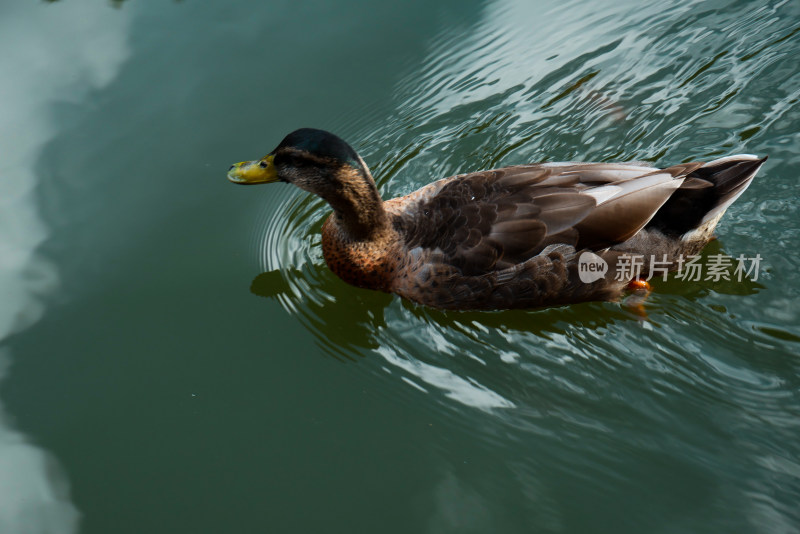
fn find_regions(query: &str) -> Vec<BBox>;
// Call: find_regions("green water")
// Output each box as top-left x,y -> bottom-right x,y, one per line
1,0 -> 799,532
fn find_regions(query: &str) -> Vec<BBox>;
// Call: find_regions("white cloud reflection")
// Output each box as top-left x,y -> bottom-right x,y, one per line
0,1 -> 131,532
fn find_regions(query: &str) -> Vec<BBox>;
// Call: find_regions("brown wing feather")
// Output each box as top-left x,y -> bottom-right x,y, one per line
395,162 -> 700,277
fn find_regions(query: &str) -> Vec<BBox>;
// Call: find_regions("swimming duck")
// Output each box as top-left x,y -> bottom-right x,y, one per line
228,128 -> 765,310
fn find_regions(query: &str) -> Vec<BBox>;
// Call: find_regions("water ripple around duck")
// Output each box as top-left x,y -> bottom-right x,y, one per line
250,0 -> 799,527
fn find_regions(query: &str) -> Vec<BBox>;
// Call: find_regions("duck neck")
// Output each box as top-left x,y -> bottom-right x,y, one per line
325,166 -> 389,241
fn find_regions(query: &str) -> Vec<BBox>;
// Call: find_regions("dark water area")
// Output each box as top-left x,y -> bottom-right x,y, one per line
1,1 -> 798,533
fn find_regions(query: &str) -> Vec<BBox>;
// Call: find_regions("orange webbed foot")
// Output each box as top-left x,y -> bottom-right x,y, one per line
624,278 -> 652,320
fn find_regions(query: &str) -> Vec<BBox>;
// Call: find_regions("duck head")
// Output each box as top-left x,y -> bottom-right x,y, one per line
228,128 -> 387,239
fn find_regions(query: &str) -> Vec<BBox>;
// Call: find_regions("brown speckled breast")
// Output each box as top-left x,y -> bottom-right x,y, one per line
321,214 -> 400,292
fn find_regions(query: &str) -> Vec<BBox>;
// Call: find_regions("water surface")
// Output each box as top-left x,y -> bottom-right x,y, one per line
1,0 -> 799,532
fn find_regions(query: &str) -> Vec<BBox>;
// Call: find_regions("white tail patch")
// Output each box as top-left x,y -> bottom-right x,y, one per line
702,154 -> 760,167
682,211 -> 725,242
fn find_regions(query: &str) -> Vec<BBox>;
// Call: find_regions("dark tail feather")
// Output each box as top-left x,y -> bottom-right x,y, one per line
646,155 -> 767,236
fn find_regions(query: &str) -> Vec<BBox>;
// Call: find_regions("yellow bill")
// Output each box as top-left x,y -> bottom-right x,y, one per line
227,155 -> 278,184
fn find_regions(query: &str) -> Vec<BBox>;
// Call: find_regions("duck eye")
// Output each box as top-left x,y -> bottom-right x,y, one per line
259,160 -> 268,168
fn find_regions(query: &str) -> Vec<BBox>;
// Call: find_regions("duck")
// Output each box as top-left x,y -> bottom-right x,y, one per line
227,128 -> 766,310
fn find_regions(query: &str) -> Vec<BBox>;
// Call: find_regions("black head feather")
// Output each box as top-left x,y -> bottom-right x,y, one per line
273,128 -> 361,167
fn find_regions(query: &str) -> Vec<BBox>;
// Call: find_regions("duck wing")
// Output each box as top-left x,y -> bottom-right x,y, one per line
395,162 -> 704,275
